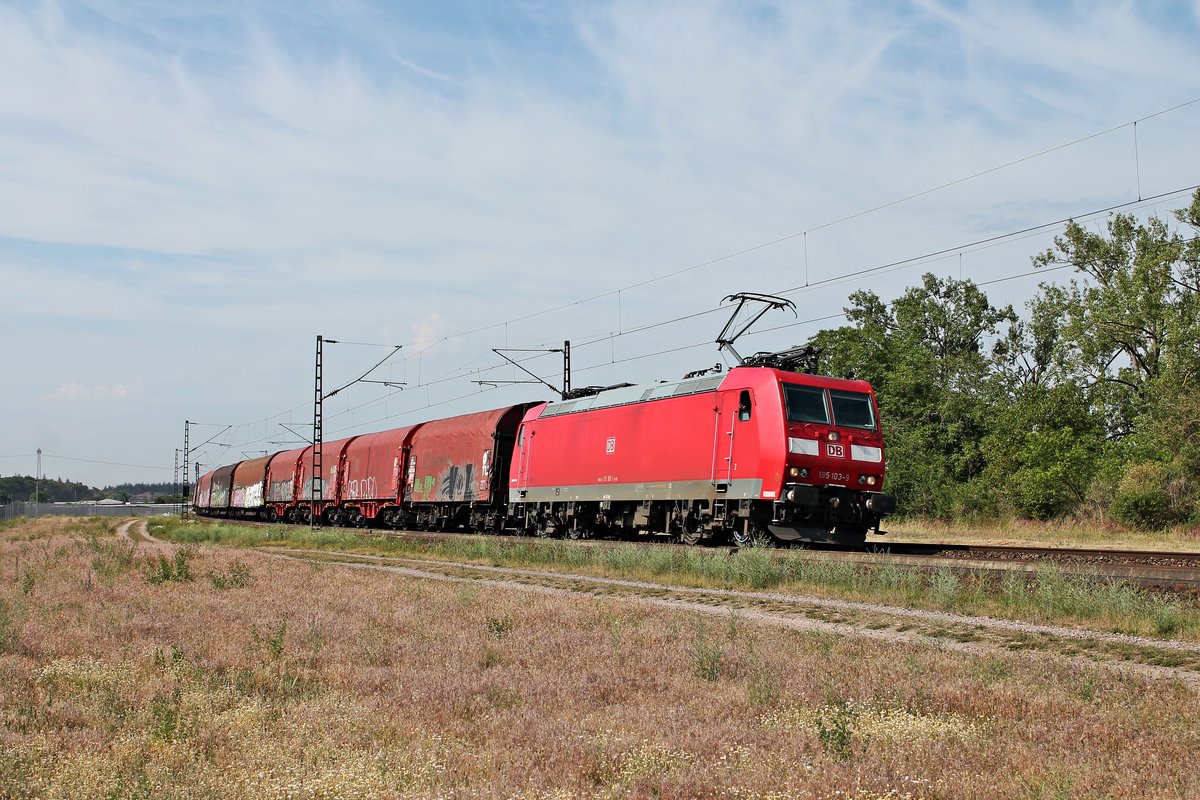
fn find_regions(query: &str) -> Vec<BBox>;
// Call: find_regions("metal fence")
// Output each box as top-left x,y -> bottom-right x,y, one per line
0,502 -> 183,520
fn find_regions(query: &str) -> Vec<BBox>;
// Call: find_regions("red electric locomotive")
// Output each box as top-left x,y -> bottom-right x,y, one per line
506,358 -> 894,546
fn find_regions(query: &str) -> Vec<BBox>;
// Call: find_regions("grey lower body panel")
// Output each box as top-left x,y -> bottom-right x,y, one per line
513,478 -> 764,504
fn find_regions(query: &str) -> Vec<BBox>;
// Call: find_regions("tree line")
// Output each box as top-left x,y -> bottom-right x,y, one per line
0,478 -> 179,505
808,190 -> 1200,528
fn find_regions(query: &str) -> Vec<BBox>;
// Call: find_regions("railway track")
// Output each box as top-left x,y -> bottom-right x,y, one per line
871,541 -> 1200,568
187,515 -> 1200,593
842,542 -> 1200,592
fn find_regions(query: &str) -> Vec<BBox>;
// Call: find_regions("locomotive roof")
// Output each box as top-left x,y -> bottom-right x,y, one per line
537,366 -> 872,419
539,372 -> 725,418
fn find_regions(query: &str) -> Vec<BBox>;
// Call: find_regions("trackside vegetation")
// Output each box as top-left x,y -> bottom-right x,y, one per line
152,517 -> 1200,641
808,190 -> 1200,529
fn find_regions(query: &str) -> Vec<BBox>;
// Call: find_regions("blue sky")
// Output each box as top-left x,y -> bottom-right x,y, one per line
2,0 -> 1199,487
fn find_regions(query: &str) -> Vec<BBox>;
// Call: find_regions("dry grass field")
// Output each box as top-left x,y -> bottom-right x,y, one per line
2,516 -> 1199,799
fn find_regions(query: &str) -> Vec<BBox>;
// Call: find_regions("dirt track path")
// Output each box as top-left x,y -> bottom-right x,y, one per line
244,545 -> 1200,688
114,519 -> 139,542
116,518 -> 164,547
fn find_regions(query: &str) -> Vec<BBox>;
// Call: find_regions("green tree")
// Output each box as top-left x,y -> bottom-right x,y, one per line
1033,192 -> 1200,443
981,382 -> 1105,519
810,273 -> 1014,518
1031,189 -> 1200,524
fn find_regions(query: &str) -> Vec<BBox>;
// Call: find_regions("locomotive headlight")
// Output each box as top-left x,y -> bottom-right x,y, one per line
867,476 -> 877,486
828,431 -> 840,442
799,468 -> 809,478
788,466 -> 800,477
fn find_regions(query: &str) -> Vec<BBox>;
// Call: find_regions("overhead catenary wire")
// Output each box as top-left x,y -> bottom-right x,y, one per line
42,453 -> 172,472
319,262 -> 1093,440
214,182 -> 1200,456
208,97 -> 1200,439
371,96 -> 1200,354
203,95 -> 1200,456
302,183 -> 1200,433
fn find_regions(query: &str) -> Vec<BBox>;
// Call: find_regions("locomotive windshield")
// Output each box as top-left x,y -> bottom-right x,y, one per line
784,384 -> 876,429
829,390 -> 876,429
783,384 -> 829,424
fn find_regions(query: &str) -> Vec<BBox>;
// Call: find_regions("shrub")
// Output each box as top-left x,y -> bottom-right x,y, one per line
0,600 -> 12,653
1109,462 -> 1189,529
486,615 -> 513,638
690,621 -> 724,682
145,547 -> 195,585
209,559 -> 253,589
251,620 -> 288,661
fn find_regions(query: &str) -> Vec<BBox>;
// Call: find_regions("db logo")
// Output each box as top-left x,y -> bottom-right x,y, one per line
826,443 -> 845,458
605,437 -> 617,454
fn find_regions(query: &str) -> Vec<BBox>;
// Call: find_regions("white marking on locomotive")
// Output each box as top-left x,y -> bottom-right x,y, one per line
851,444 -> 882,462
788,437 -> 819,455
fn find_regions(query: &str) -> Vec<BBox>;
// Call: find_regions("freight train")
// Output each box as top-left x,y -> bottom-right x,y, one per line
194,346 -> 895,546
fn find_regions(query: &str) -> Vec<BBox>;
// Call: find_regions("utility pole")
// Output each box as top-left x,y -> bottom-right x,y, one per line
310,336 -> 403,528
562,340 -> 571,397
312,335 -> 324,528
34,447 -> 41,506
174,449 -> 180,514
182,421 -> 190,519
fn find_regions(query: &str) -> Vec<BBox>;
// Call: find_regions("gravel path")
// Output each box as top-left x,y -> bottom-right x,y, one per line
118,518 -> 169,549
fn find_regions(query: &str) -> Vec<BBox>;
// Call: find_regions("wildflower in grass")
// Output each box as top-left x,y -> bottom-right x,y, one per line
761,700 -> 985,750
613,739 -> 692,783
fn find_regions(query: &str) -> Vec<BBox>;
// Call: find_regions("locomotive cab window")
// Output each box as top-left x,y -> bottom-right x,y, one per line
829,390 -> 876,429
738,390 -> 752,421
783,384 -> 829,424
517,425 -> 524,446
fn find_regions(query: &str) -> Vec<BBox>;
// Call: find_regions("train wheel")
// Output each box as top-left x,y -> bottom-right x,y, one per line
732,522 -> 772,548
679,518 -> 703,546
